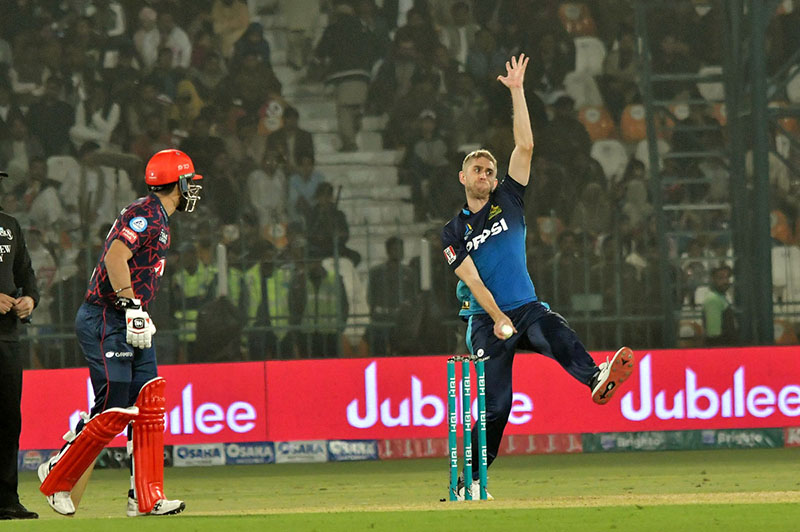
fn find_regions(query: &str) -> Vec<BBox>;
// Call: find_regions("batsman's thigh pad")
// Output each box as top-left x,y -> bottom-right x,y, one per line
39,407 -> 139,495
133,376 -> 167,513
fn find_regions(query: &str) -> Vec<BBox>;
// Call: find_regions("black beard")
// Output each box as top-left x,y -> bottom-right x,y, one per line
176,195 -> 189,212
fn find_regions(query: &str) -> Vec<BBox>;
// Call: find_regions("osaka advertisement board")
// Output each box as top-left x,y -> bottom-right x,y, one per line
19,347 -> 800,450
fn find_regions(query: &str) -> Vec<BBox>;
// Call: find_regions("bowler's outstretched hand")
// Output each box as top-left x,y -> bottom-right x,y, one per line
497,53 -> 529,89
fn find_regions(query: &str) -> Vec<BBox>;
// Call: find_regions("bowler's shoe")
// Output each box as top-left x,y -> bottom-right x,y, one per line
0,502 -> 39,519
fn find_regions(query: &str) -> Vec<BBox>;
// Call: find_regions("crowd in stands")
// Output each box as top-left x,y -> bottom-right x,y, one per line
1,0 -> 799,366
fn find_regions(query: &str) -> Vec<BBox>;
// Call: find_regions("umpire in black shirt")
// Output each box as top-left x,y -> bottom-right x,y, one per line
0,170 -> 39,520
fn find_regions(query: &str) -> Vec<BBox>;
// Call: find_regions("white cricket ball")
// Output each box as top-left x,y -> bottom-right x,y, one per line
501,324 -> 513,339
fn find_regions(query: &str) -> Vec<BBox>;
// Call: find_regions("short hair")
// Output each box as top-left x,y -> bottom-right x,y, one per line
283,106 -> 299,120
711,265 -> 733,277
461,149 -> 497,172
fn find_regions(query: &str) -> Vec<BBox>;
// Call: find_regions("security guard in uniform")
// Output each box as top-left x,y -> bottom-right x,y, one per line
0,170 -> 39,520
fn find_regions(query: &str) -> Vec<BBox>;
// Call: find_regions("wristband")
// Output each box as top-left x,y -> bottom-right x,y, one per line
114,285 -> 132,294
115,296 -> 142,310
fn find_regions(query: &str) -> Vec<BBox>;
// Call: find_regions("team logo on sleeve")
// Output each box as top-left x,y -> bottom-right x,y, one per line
129,217 -> 148,232
444,246 -> 457,265
120,227 -> 138,244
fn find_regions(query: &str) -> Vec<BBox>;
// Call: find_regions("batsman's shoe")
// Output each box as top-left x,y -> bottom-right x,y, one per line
456,478 -> 493,501
591,346 -> 635,405
127,495 -> 185,517
37,459 -> 75,516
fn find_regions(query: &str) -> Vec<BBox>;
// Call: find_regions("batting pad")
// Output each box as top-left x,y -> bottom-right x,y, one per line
39,407 -> 139,495
133,377 -> 168,513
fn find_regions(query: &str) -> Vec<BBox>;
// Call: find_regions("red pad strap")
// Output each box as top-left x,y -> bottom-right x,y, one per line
133,377 -> 167,513
40,407 -> 138,495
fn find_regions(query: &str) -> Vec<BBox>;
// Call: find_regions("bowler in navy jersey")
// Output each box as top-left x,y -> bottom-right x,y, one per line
441,54 -> 635,499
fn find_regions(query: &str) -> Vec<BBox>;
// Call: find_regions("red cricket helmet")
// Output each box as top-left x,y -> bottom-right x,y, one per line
145,149 -> 203,212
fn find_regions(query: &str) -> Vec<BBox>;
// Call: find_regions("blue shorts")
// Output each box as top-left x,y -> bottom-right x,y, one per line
75,302 -> 157,417
467,301 -> 597,385
464,301 -> 598,477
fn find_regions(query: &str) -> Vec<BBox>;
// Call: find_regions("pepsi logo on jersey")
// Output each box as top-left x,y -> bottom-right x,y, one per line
465,218 -> 509,252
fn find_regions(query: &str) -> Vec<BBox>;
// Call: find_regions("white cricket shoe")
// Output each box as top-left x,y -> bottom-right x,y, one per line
37,458 -> 75,515
591,346 -> 635,405
457,479 -> 493,501
127,496 -> 186,517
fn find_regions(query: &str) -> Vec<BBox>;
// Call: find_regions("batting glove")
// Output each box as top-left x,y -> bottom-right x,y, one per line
117,298 -> 156,349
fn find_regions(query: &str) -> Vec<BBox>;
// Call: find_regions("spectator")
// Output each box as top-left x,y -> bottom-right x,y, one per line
621,178 -> 654,230
188,50 -> 228,99
0,35 -> 11,67
538,95 -> 592,170
405,109 -> 452,220
232,22 -> 271,67
211,0 -> 250,59
394,6 -> 440,59
149,47 -> 180,101
168,79 -> 205,133
448,71 -> 489,149
385,71 -> 449,149
681,236 -> 710,306
295,257 -> 348,358
130,112 -> 172,162
0,115 -> 44,190
703,265 -> 736,346
0,85 -> 23,140
7,40 -> 49,105
267,106 -> 314,174
157,11 -> 192,70
91,0 -> 126,38
305,181 -> 361,266
528,30 -> 574,99
60,141 -> 136,241
227,49 -> 281,113
223,114 -> 266,173
466,29 -> 508,93
287,154 -> 323,223
367,236 -> 416,355
25,76 -> 74,157
571,182 -> 612,238
545,229 -> 588,311
69,84 -> 121,150
171,242 -> 216,361
282,0 -> 322,70
600,25 -> 640,120
313,3 -> 380,151
22,157 -> 68,240
247,151 -> 287,229
440,1 -> 479,71
133,6 -> 160,71
179,112 -> 225,176
356,0 -> 391,58
189,28 -> 215,69
368,32 -> 423,116
125,76 -> 168,138
204,151 -> 245,224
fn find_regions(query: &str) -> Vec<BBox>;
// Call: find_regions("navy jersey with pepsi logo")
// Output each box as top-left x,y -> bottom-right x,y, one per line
441,174 -> 536,315
86,194 -> 170,308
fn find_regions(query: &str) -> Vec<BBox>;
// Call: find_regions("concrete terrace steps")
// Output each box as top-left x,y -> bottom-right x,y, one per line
349,221 -> 441,267
304,115 -> 388,134
314,131 -> 384,154
338,184 -> 411,201
316,149 -> 402,166
318,165 -> 399,185
261,4 -> 422,269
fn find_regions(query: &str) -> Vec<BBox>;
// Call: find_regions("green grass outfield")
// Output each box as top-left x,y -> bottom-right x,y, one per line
9,447 -> 800,531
